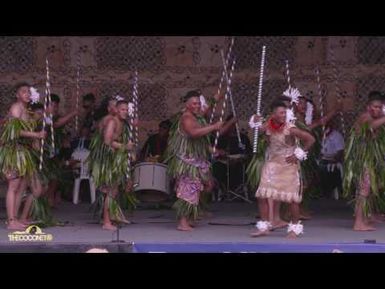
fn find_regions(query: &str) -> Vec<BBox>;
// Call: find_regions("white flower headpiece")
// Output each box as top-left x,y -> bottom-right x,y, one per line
305,101 -> 314,125
30,87 -> 40,104
114,95 -> 124,101
283,87 -> 301,105
200,95 -> 208,111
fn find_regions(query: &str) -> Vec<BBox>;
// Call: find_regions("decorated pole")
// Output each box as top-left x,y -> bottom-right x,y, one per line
253,45 -> 266,154
209,37 -> 235,124
315,66 -> 326,142
132,70 -> 139,147
212,56 -> 236,156
75,51 -> 81,133
127,97 -> 135,178
39,57 -> 55,170
329,47 -> 346,136
285,59 -> 291,88
46,58 -> 55,158
219,50 -> 243,149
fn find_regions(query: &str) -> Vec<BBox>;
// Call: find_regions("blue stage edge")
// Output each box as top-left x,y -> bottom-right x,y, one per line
132,242 -> 385,253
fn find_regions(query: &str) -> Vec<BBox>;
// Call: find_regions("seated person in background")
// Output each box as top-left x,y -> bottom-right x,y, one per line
318,118 -> 344,199
81,93 -> 97,133
58,132 -> 78,201
212,114 -> 252,191
140,119 -> 171,162
71,126 -> 91,151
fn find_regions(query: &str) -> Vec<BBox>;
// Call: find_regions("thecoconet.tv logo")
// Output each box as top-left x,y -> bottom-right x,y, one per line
8,225 -> 53,242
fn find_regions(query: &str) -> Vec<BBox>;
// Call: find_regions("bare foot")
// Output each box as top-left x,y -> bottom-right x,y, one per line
299,213 -> 312,220
272,220 -> 288,230
368,214 -> 385,224
250,230 -> 270,237
177,224 -> 193,231
286,231 -> 298,239
197,211 -> 213,220
7,220 -> 26,230
54,195 -> 62,206
353,223 -> 376,231
203,211 -> 213,218
102,223 -> 117,231
119,219 -> 131,225
19,219 -> 36,226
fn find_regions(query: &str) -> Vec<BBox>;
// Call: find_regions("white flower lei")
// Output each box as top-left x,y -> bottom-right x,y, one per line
305,101 -> 314,125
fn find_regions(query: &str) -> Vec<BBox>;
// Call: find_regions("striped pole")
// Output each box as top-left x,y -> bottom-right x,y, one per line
315,66 -> 326,142
132,70 -> 139,147
329,47 -> 346,136
253,46 -> 266,154
46,57 -> 55,158
39,57 -> 55,170
75,51 -> 81,133
212,56 -> 236,156
209,37 -> 235,124
219,50 -> 243,149
126,120 -> 133,180
285,60 -> 291,88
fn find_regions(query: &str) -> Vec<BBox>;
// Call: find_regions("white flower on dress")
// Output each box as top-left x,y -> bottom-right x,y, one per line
30,87 -> 40,104
287,221 -> 304,235
294,147 -> 308,161
383,105 -> 385,115
283,87 -> 301,105
305,102 -> 314,125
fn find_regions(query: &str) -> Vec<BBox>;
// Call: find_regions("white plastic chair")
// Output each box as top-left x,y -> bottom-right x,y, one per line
72,149 -> 96,204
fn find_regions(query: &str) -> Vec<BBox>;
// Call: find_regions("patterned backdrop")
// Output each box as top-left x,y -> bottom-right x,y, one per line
1,36 -> 385,144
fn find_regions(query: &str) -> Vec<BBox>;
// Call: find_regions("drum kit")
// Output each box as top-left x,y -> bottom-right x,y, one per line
132,153 -> 252,203
133,162 -> 170,202
215,154 -> 251,203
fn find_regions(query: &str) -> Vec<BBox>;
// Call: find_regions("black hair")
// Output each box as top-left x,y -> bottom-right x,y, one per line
299,96 -> 314,105
48,93 -> 60,104
94,96 -> 111,121
183,90 -> 201,102
270,101 -> 287,111
14,82 -> 31,93
368,91 -> 384,104
116,100 -> 128,107
225,114 -> 234,122
29,102 -> 44,111
159,119 -> 172,129
82,93 -> 96,102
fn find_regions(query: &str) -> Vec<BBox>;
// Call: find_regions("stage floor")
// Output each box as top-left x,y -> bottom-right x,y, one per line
0,198 -> 385,252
